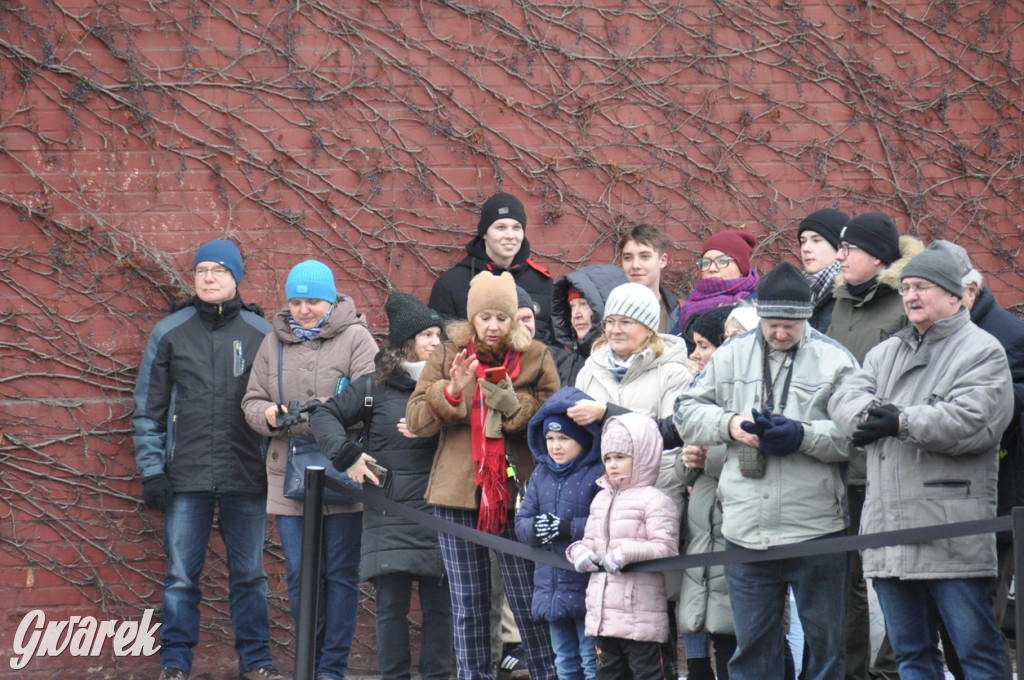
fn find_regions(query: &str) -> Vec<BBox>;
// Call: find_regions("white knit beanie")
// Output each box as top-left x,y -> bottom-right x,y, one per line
603,283 -> 660,332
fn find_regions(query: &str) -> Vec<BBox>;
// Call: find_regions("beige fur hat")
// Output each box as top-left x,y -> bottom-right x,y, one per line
467,271 -> 518,320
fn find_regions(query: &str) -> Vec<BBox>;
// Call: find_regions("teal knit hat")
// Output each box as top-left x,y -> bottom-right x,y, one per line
286,260 -> 337,302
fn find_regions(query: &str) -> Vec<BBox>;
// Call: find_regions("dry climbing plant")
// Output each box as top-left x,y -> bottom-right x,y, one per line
0,0 -> 1021,673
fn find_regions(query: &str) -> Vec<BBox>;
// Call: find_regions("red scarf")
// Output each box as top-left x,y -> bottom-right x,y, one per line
468,341 -> 522,534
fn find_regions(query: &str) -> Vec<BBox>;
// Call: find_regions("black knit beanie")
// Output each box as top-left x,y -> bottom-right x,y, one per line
691,304 -> 737,347
798,209 -> 848,251
477,193 -> 527,236
385,292 -> 443,347
839,212 -> 901,265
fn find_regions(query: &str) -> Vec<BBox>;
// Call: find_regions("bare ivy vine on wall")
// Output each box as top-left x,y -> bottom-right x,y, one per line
0,0 -> 1020,672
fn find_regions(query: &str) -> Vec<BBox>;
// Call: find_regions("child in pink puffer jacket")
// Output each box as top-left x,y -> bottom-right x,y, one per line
566,412 -> 679,680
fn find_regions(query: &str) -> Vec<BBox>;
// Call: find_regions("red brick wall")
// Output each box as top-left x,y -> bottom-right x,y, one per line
0,1 -> 1021,676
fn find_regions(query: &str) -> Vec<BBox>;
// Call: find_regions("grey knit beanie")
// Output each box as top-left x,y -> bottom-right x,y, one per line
901,243 -> 966,297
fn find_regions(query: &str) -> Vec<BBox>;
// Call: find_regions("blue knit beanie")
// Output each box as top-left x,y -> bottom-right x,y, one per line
286,260 -> 337,302
543,414 -> 593,451
194,239 -> 244,284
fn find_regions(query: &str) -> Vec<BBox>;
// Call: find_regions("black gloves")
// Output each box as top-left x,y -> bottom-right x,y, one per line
533,513 -> 571,545
740,408 -> 804,457
142,473 -> 174,512
852,404 -> 902,447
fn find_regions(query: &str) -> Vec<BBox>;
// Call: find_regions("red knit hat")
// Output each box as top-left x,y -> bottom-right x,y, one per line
567,286 -> 583,301
702,229 -> 757,275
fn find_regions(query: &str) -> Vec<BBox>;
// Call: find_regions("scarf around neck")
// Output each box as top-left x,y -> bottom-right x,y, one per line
289,304 -> 335,341
468,338 -> 522,534
680,270 -> 760,323
806,261 -> 840,307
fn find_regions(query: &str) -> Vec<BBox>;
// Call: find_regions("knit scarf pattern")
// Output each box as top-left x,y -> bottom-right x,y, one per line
679,270 -> 760,322
289,304 -> 334,341
469,340 -> 521,535
805,261 -> 840,307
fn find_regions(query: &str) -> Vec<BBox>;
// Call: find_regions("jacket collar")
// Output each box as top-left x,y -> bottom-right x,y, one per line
895,306 -> 970,348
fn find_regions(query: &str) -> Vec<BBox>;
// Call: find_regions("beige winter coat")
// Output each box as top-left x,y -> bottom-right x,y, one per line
242,298 -> 378,515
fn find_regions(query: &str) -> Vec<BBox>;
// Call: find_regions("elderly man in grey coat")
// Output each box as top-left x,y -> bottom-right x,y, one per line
829,242 -> 1013,680
675,262 -> 858,680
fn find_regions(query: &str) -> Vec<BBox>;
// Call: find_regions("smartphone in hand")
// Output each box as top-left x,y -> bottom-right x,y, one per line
483,366 -> 506,383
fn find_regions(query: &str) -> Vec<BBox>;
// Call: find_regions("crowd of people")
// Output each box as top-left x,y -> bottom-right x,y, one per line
132,194 -> 1024,680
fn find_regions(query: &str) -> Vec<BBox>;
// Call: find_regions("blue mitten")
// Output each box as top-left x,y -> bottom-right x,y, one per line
739,407 -> 773,437
758,414 -> 804,457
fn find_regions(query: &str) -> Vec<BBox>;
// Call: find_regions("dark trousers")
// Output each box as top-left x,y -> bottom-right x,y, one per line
595,636 -> 670,680
374,571 -> 453,680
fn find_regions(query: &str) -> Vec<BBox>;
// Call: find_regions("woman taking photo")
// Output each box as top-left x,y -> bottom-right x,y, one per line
242,259 -> 378,680
311,292 -> 453,680
407,271 -> 560,680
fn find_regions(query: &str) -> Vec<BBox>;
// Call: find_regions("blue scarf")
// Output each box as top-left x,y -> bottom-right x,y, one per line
289,304 -> 334,341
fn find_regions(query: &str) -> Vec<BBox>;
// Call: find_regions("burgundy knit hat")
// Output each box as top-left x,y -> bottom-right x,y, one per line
702,229 -> 758,275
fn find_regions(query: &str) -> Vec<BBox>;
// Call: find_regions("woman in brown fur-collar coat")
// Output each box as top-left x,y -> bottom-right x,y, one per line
406,270 -> 560,680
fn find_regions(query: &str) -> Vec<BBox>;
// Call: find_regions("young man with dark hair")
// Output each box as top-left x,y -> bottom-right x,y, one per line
617,224 -> 683,335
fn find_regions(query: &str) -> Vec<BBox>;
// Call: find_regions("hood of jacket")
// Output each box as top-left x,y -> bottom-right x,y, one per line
271,294 -> 369,344
834,234 -> 924,294
526,386 -> 604,473
551,264 -> 628,349
598,412 -> 663,491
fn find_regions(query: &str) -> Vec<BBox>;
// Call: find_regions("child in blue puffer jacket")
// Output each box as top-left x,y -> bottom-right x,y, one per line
516,386 -> 604,680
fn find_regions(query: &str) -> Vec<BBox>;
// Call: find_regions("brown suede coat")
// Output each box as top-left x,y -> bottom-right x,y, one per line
405,339 -> 560,509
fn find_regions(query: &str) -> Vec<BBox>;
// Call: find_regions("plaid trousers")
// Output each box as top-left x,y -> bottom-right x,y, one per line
435,506 -> 556,680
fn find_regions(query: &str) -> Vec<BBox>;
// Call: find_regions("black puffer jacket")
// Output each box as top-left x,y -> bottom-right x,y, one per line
550,264 -> 626,386
311,364 -> 444,579
970,287 -> 1024,541
428,235 -> 554,344
133,295 -> 272,494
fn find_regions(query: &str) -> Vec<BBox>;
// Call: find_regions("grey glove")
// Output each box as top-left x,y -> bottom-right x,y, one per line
478,377 -> 522,417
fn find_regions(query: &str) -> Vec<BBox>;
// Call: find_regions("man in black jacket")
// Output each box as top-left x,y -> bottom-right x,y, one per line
429,192 -> 554,344
133,239 -> 287,680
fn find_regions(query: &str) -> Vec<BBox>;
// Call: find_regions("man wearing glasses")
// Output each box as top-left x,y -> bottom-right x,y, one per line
830,243 -> 1013,679
825,211 -> 923,680
133,240 -> 287,680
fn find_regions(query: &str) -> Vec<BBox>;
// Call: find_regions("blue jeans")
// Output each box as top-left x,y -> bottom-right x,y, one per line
873,577 -> 1007,680
373,571 -> 453,680
277,512 -> 362,680
723,535 -> 846,680
549,618 -> 596,680
161,492 -> 272,673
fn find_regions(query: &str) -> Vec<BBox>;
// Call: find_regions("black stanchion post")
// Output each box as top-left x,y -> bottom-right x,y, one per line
1014,505 -> 1024,675
294,466 -> 325,680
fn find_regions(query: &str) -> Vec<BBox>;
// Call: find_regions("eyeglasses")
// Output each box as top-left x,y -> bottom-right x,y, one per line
603,317 -> 641,332
838,243 -> 861,256
195,266 -> 232,279
696,255 -> 735,271
898,282 -> 938,296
